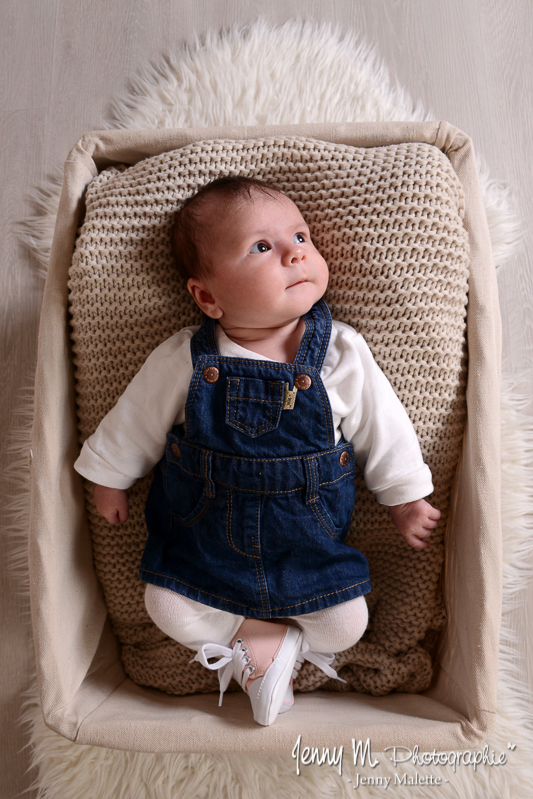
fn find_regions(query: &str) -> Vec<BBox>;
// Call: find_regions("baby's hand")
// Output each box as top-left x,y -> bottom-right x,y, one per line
389,499 -> 441,550
94,484 -> 129,524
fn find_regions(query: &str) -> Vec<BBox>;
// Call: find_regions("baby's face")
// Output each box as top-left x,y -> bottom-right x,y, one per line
189,190 -> 329,331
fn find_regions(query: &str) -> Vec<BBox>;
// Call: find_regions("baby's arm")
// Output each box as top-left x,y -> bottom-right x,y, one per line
94,484 -> 129,524
75,328 -> 196,525
74,328 -> 195,490
389,499 -> 441,550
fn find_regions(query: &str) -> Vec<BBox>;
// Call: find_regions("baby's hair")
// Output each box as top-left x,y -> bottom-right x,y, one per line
171,176 -> 284,282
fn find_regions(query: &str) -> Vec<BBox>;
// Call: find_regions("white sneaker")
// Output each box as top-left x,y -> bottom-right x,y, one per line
191,625 -> 346,725
191,619 -> 302,726
231,619 -> 303,726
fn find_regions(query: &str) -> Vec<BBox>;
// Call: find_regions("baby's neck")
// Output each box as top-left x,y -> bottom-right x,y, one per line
220,317 -> 305,363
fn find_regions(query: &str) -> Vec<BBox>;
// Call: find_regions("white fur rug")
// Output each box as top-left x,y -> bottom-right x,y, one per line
19,20 -> 532,799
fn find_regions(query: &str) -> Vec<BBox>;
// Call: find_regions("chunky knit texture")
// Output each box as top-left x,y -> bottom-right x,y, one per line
68,136 -> 469,696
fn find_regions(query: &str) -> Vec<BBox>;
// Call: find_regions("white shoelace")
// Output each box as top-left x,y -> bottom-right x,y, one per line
190,639 -> 251,706
295,638 -> 347,684
190,635 -> 346,707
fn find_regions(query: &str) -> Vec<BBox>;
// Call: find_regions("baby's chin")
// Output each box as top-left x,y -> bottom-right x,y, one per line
284,283 -> 327,313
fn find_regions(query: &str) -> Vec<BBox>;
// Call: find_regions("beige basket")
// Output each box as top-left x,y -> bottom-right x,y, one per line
29,122 -> 501,754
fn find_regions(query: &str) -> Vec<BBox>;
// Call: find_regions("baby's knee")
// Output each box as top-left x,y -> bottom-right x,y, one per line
144,584 -> 243,649
328,596 -> 368,651
295,595 -> 368,653
344,594 -> 369,647
144,584 -> 191,632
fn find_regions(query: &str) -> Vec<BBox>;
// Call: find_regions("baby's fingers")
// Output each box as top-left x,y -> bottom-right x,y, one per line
404,522 -> 434,549
404,531 -> 431,550
427,505 -> 441,521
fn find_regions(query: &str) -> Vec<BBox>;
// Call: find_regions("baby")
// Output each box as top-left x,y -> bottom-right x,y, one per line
75,176 -> 440,726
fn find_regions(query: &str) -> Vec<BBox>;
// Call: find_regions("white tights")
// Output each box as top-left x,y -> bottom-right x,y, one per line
144,584 -> 368,653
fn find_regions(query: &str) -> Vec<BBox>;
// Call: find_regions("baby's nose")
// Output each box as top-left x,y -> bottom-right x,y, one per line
284,245 -> 304,265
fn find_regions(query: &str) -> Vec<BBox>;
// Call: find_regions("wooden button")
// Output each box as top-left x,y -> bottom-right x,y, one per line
339,451 -> 350,466
203,366 -> 220,383
294,374 -> 312,390
171,443 -> 181,458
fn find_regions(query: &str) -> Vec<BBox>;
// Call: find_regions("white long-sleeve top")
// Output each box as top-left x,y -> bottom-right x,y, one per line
74,319 -> 433,506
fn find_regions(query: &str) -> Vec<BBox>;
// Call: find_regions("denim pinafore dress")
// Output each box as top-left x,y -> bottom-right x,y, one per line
141,299 -> 370,618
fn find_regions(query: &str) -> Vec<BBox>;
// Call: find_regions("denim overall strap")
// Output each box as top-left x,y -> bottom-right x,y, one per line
190,297 -> 331,370
293,298 -> 332,371
190,314 -> 219,368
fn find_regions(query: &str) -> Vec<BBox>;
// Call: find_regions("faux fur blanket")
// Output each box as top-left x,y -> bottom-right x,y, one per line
19,19 -> 531,799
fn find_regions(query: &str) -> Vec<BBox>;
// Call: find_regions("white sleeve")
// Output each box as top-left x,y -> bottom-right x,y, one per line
325,322 -> 434,506
74,327 -> 196,489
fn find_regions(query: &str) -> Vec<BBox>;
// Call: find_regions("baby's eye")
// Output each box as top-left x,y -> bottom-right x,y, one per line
250,241 -> 270,254
293,233 -> 306,244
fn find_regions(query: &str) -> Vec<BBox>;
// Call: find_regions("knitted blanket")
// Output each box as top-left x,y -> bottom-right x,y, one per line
68,135 -> 468,697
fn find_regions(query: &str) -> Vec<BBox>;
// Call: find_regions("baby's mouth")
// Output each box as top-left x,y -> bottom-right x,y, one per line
287,278 -> 308,288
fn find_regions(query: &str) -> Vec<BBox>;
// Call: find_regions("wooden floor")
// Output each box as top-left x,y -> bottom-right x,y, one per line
2,1 -> 532,795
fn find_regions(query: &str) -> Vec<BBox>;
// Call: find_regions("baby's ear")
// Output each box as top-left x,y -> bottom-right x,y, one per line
187,277 -> 223,318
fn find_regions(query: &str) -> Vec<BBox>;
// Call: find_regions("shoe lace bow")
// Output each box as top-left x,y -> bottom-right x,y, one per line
190,635 -> 345,707
190,639 -> 253,706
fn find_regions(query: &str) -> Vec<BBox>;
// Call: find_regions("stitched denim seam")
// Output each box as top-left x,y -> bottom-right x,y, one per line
229,396 -> 283,403
140,569 -> 255,608
315,301 -> 331,370
230,402 -> 274,435
184,359 -> 203,430
168,439 -> 350,464
296,313 -> 313,364
139,570 -> 369,615
269,579 -> 370,613
213,482 -> 303,495
172,464 -> 354,493
225,490 -> 256,559
303,454 -> 317,503
226,377 -> 284,435
310,499 -> 339,539
253,496 -> 269,615
227,377 -> 284,402
315,378 -> 335,447
171,498 -> 211,528
202,449 -> 216,499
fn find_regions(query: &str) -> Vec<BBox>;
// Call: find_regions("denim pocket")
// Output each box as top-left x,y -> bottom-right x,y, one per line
164,439 -> 213,527
226,377 -> 284,437
311,476 -> 356,538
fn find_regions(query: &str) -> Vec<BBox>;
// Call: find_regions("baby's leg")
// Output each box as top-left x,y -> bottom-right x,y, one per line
144,584 -> 244,650
145,584 -> 302,727
289,595 -> 368,653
